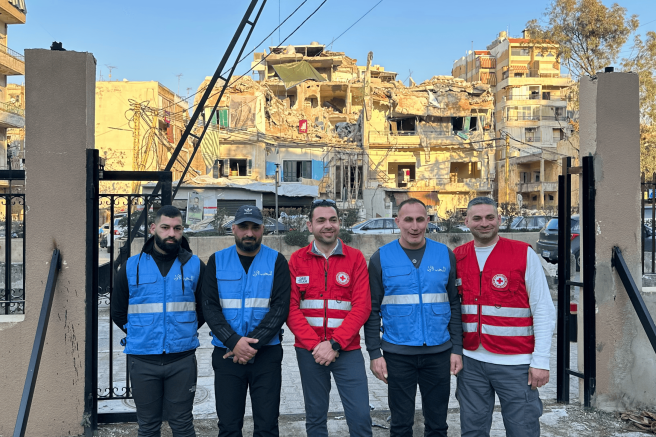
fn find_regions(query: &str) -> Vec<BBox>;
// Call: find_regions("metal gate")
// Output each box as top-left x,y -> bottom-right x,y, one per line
556,155 -> 596,406
86,149 -> 174,425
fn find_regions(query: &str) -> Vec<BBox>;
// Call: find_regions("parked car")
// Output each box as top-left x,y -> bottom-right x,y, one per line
536,216 -> 580,271
351,218 -> 399,234
511,215 -> 550,231
427,222 -> 446,233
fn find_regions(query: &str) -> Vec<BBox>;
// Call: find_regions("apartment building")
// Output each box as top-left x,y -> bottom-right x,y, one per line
0,1 -> 26,193
452,30 -> 574,210
95,80 -> 199,193
188,43 -> 495,220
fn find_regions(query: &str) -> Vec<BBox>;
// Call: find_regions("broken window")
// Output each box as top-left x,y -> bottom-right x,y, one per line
222,158 -> 251,177
390,118 -> 416,135
304,96 -> 318,108
450,162 -> 481,180
542,92 -> 551,100
452,116 -> 477,132
283,160 -> 312,182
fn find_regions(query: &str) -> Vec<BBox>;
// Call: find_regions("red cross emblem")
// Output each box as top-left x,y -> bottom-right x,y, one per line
492,274 -> 508,289
336,272 -> 350,286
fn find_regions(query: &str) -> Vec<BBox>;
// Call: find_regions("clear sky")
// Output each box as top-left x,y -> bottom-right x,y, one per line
7,0 -> 656,103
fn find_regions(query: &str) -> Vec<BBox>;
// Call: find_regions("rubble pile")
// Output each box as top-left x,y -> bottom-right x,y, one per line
620,411 -> 656,434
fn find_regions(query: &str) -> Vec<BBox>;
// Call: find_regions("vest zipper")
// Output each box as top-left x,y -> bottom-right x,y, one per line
416,267 -> 426,346
478,271 -> 482,345
162,257 -> 168,354
324,258 -> 329,340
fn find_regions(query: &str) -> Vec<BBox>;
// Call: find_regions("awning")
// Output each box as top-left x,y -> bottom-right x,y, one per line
272,61 -> 327,89
510,65 -> 528,72
391,191 -> 440,207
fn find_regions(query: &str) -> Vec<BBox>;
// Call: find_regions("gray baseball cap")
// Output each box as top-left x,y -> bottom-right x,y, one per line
234,205 -> 263,225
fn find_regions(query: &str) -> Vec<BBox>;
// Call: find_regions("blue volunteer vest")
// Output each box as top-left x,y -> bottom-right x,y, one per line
211,244 -> 280,348
380,239 -> 451,346
124,253 -> 201,355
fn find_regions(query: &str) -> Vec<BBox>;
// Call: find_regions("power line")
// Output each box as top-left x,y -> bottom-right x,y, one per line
328,0 -> 384,50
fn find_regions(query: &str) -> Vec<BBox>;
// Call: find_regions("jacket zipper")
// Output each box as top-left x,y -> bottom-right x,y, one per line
162,258 -> 168,353
417,268 -> 426,346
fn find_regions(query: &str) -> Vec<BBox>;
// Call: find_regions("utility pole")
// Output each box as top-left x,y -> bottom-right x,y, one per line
505,134 -> 510,204
274,163 -> 280,235
105,65 -> 116,81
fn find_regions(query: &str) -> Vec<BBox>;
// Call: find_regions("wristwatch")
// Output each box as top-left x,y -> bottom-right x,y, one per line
330,339 -> 341,351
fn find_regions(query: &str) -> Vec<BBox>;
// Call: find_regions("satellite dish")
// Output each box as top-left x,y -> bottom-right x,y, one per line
517,194 -> 523,208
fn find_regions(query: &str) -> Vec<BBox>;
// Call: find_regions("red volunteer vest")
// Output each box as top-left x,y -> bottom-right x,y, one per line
453,237 -> 535,355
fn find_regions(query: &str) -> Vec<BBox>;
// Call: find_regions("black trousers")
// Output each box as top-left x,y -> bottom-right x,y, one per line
129,354 -> 198,437
212,344 -> 283,437
384,349 -> 451,437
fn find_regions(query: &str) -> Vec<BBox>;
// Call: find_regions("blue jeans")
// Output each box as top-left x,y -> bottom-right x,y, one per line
384,350 -> 451,437
295,347 -> 372,437
456,355 -> 543,437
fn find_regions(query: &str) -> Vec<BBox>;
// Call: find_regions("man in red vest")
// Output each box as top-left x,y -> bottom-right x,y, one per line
454,197 -> 555,436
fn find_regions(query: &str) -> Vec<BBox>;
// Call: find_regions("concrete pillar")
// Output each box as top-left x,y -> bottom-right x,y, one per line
578,72 -> 652,410
0,50 -> 95,436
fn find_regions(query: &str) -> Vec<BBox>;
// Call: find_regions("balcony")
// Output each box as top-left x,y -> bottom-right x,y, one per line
0,43 -> 24,75
517,181 -> 558,193
0,1 -> 26,24
431,177 -> 491,192
0,101 -> 24,129
498,70 -> 572,90
504,115 -> 567,122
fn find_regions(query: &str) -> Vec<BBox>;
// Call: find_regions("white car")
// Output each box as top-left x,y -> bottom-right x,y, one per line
351,218 -> 399,234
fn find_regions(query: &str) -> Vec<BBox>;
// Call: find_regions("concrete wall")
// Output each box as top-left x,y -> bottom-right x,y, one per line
579,72 -> 653,410
0,50 -> 96,436
120,232 -> 540,265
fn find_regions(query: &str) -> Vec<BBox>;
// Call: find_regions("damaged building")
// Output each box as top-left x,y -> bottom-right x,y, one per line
186,42 -> 495,219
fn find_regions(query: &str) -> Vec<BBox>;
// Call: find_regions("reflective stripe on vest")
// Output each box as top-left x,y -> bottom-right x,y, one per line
461,305 -> 478,315
482,324 -> 534,336
482,306 -> 532,317
127,301 -> 195,314
381,293 -> 448,305
305,316 -> 344,328
300,300 -> 352,311
463,322 -> 478,332
219,298 -> 270,309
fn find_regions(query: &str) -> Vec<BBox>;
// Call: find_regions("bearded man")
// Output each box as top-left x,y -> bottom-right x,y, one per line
202,205 -> 291,437
111,205 -> 205,437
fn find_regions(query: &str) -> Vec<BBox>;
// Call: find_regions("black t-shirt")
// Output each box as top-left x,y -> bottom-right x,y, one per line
202,249 -> 291,351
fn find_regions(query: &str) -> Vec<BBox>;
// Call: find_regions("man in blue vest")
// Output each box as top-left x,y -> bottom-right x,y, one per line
202,205 -> 291,437
364,198 -> 463,437
111,205 -> 205,437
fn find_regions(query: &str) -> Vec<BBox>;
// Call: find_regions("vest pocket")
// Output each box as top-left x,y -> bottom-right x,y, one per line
130,314 -> 154,326
173,312 -> 196,323
251,308 -> 269,328
424,302 -> 451,345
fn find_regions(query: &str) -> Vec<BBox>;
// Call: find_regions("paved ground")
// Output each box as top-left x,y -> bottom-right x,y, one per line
94,300 -> 649,436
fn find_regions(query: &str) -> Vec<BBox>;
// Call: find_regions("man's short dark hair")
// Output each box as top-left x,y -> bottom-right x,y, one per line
397,198 -> 426,215
156,205 -> 182,222
467,197 -> 497,212
309,199 -> 340,221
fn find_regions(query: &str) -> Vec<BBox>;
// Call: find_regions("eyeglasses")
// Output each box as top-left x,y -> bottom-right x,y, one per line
312,199 -> 336,206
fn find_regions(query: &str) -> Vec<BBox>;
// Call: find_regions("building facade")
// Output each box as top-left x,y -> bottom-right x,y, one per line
0,1 -> 26,193
190,43 -> 496,220
452,30 -> 575,210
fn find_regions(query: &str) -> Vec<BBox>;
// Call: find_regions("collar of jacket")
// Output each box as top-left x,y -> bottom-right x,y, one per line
306,238 -> 344,258
139,235 -> 193,266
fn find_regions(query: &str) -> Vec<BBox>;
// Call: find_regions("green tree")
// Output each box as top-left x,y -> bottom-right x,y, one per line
621,31 -> 656,173
526,0 -> 638,79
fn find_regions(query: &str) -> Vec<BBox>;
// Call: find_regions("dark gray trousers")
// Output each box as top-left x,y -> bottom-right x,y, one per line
296,347 -> 372,437
456,355 -> 543,437
129,354 -> 198,437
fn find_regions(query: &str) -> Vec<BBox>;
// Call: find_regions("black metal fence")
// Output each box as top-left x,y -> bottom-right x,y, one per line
641,172 -> 656,274
0,170 -> 25,315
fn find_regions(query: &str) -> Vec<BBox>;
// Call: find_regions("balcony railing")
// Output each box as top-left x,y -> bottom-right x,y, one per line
525,132 -> 541,142
502,69 -> 571,80
505,115 -> 540,121
0,101 -> 24,117
0,43 -> 24,62
541,115 -> 567,121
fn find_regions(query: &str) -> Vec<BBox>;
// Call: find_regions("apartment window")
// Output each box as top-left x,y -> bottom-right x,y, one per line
222,158 -> 252,177
542,92 -> 551,100
553,128 -> 564,141
520,172 -> 529,183
205,107 -> 229,127
534,172 -> 541,182
546,52 -> 555,57
511,48 -> 530,57
525,127 -> 540,142
283,160 -> 312,182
